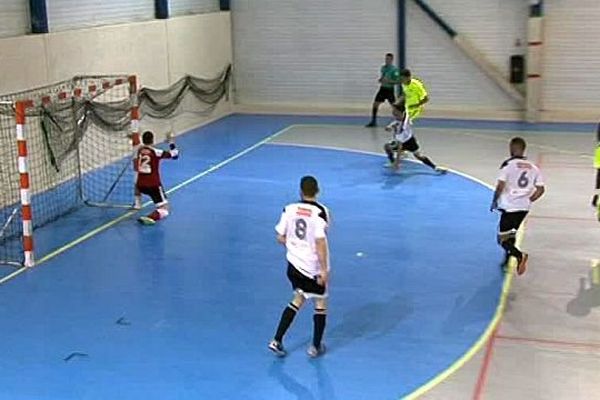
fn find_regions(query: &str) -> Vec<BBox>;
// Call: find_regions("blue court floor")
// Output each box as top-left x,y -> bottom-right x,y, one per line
0,115 -> 508,399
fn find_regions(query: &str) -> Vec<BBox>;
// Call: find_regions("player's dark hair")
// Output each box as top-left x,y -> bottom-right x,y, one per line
385,53 -> 394,58
142,131 -> 154,145
510,137 -> 527,151
400,69 -> 411,78
300,176 -> 319,198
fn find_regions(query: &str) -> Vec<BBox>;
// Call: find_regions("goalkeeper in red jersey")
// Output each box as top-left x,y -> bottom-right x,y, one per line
133,130 -> 179,225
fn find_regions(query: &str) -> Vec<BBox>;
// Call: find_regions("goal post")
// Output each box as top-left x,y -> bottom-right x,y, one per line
0,66 -> 232,269
0,75 -> 139,268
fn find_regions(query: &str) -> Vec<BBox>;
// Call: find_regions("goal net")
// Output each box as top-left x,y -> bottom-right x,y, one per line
139,65 -> 231,136
0,76 -> 138,267
0,66 -> 232,269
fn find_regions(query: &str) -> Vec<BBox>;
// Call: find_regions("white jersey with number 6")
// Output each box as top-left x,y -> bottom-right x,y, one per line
275,201 -> 329,278
497,157 -> 544,212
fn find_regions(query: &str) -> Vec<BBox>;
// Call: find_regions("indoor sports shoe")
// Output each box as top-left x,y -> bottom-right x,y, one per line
268,340 -> 287,357
137,216 -> 156,226
435,167 -> 448,175
269,340 -> 287,357
307,344 -> 326,358
365,121 -> 377,128
516,253 -> 528,276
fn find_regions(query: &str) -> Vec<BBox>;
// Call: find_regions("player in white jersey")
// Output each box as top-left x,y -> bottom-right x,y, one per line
490,137 -> 545,275
269,176 -> 330,358
384,100 -> 445,173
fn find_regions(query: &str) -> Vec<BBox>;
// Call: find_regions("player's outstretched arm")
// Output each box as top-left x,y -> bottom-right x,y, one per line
164,131 -> 179,159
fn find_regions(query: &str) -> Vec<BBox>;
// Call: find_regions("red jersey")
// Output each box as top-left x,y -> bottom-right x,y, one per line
135,145 -> 178,188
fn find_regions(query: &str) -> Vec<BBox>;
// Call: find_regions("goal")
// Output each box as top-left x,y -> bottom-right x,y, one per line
0,76 -> 140,267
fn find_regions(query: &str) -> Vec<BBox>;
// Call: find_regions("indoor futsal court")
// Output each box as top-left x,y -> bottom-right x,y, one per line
0,115 -> 598,399
1,1 -> 599,399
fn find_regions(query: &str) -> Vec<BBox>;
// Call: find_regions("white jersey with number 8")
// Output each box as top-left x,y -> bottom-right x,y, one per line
497,157 -> 544,212
275,201 -> 329,279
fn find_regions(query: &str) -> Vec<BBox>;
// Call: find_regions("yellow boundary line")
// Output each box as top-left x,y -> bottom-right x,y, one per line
2,123 -> 521,400
267,137 -> 519,400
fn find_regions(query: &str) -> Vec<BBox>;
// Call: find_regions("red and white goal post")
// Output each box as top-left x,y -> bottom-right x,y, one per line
0,75 -> 140,268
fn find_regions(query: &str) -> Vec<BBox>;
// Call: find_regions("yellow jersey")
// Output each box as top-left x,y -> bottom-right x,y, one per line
401,78 -> 428,108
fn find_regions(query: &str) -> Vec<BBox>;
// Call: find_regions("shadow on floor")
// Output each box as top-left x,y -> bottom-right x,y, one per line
269,358 -> 337,400
566,270 -> 600,317
327,294 -> 413,352
442,275 -> 503,335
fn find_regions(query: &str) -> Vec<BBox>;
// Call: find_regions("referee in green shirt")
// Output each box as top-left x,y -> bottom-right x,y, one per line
366,53 -> 400,127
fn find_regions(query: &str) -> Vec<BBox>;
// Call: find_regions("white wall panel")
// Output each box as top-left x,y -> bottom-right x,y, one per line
420,0 -> 528,77
0,35 -> 48,93
407,0 -> 522,111
0,0 -> 30,38
167,13 -> 232,81
543,0 -> 600,112
232,0 -> 398,107
45,20 -> 170,88
0,13 -> 232,95
170,0 -> 219,17
48,0 -> 155,32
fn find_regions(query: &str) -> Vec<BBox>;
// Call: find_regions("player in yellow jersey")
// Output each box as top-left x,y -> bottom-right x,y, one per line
388,69 -> 430,159
399,69 -> 429,122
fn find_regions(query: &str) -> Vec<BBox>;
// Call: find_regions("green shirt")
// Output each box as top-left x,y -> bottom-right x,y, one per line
380,64 -> 400,89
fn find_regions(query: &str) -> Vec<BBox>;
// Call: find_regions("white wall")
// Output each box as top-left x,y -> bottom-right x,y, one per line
170,0 -> 220,17
167,13 -> 232,81
0,35 -> 48,93
543,0 -> 600,119
406,0 -> 526,112
0,12 -> 232,94
231,0 -> 528,115
48,0 -> 155,32
232,0 -> 398,109
0,0 -> 29,38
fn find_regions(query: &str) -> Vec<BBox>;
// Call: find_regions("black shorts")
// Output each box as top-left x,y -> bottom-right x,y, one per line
401,137 -> 419,153
389,136 -> 419,153
287,262 -> 326,297
498,210 -> 528,235
138,185 -> 167,205
375,87 -> 396,104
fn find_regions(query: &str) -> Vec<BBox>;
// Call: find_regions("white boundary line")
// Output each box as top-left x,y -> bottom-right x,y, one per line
268,141 -> 494,189
0,124 -> 297,286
